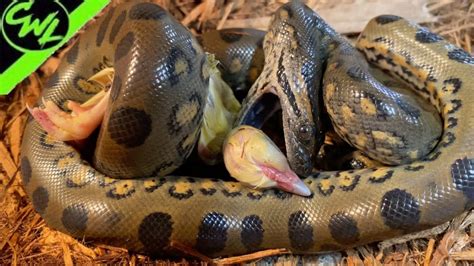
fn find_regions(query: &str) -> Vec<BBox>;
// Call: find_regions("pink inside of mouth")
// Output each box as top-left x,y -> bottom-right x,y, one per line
260,164 -> 310,196
29,108 -> 56,133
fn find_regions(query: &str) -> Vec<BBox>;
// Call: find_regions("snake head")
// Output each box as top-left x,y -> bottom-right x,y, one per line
237,1 -> 332,175
223,125 -> 311,196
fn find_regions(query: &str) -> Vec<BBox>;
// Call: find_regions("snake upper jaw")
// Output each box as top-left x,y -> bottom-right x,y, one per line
281,107 -> 318,176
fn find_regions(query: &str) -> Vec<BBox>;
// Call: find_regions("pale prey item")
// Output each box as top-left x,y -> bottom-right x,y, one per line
223,125 -> 311,196
27,68 -> 114,141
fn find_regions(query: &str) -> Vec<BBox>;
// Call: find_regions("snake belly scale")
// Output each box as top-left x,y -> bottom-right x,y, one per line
21,1 -> 474,257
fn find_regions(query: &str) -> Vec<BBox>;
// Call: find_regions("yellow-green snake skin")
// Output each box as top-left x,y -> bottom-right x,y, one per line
21,1 -> 474,257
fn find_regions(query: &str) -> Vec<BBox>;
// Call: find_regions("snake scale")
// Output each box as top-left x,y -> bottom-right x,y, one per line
21,1 -> 474,257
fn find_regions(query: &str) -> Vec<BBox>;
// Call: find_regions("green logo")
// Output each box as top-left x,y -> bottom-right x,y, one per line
2,0 -> 69,52
0,0 -> 110,95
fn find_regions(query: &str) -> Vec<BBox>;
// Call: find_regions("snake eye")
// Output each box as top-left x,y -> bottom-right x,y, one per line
299,125 -> 309,134
299,125 -> 313,140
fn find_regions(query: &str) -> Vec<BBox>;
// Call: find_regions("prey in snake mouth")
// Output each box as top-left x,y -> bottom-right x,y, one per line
21,0 -> 474,257
29,61 -> 311,196
237,4 -> 334,177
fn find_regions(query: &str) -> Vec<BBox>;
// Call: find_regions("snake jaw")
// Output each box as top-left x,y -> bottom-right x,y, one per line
28,90 -> 110,141
223,125 -> 311,196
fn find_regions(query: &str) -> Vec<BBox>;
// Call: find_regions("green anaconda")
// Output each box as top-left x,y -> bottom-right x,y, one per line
21,1 -> 474,257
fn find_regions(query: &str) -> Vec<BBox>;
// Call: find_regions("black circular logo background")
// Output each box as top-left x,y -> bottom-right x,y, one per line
2,0 -> 69,52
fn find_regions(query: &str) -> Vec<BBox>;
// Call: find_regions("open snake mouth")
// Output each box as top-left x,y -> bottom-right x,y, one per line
240,92 -> 287,153
240,92 -> 281,129
20,0 -> 474,257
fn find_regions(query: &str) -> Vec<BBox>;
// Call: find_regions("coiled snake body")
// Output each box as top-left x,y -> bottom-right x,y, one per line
21,1 -> 474,257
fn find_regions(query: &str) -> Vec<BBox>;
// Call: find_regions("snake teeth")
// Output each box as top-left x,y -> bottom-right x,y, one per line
223,125 -> 311,196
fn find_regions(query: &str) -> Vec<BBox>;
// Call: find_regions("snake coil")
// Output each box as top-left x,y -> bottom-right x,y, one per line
21,1 -> 474,257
